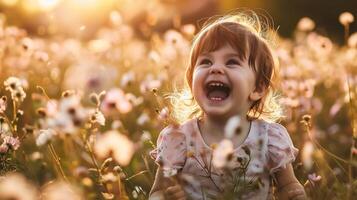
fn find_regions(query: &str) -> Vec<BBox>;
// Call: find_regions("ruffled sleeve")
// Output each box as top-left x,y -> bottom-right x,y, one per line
267,123 -> 299,174
149,126 -> 187,171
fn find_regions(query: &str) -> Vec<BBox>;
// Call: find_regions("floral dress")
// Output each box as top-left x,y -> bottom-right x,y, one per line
150,118 -> 299,200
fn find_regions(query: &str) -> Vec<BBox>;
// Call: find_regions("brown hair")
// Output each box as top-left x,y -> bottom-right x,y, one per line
169,12 -> 282,123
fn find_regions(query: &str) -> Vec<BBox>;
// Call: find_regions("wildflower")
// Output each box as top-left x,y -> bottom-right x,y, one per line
212,139 -> 234,168
109,10 -> 123,27
46,100 -> 59,117
3,136 -> 20,150
90,110 -> 106,126
36,129 -> 56,146
0,123 -> 11,137
348,32 -> 357,47
94,130 -> 135,166
12,87 -> 26,102
297,17 -> 315,32
137,112 -> 150,126
302,114 -> 312,123
41,181 -> 83,200
0,96 -> 6,113
126,93 -> 143,106
120,71 -> 135,87
0,173 -> 38,200
307,173 -> 322,187
45,95 -> 89,134
140,75 -> 162,94
132,189 -> 139,199
140,131 -> 151,142
339,12 -> 354,26
224,115 -> 241,138
30,152 -> 43,161
4,77 -> 23,92
0,144 -> 8,153
111,120 -> 123,129
181,24 -> 196,37
100,88 -> 133,115
148,51 -> 161,63
307,33 -> 333,55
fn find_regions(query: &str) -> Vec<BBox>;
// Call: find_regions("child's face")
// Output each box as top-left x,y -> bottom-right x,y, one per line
192,44 -> 260,121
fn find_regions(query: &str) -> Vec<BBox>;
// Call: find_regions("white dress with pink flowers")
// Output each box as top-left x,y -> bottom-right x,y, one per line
150,118 -> 298,200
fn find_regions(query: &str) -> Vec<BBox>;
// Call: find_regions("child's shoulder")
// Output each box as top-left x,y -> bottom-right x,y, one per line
254,119 -> 289,134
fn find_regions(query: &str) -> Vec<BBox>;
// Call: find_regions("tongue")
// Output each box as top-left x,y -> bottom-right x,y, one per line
208,90 -> 228,100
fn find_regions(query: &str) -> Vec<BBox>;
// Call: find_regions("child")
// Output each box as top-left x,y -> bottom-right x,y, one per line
149,12 -> 307,200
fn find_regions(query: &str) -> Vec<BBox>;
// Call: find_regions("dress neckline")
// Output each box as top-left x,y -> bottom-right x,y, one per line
194,117 -> 256,151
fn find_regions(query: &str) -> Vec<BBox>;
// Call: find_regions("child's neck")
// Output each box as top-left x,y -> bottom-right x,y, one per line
199,115 -> 252,147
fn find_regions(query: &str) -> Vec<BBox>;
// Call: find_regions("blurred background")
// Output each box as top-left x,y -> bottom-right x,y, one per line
0,0 -> 356,200
1,0 -> 356,42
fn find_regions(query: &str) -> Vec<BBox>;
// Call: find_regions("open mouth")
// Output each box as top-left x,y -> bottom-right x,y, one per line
205,81 -> 231,101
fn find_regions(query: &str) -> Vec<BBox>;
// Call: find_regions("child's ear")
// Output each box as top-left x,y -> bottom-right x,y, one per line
249,86 -> 266,101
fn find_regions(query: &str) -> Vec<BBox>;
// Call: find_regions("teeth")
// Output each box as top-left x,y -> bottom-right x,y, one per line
209,82 -> 224,87
210,97 -> 223,101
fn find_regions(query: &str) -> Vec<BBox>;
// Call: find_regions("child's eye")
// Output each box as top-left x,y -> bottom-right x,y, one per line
199,59 -> 212,66
226,59 -> 239,66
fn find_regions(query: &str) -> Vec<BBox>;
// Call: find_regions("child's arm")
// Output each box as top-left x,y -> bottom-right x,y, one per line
149,167 -> 187,200
274,163 -> 307,200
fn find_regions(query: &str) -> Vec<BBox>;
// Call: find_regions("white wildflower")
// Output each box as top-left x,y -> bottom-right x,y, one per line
90,110 -> 105,126
0,97 -> 6,113
212,139 -> 234,169
11,87 -> 26,102
94,130 -> 135,166
140,131 -> 151,142
224,115 -> 241,138
36,129 -> 56,146
4,77 -> 23,92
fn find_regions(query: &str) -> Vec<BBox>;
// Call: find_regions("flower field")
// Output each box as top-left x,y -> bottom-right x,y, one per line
0,1 -> 356,200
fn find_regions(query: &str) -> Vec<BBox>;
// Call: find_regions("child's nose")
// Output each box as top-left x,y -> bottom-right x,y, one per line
209,64 -> 225,74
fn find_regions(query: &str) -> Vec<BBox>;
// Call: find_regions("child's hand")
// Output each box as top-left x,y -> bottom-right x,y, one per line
164,184 -> 186,200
